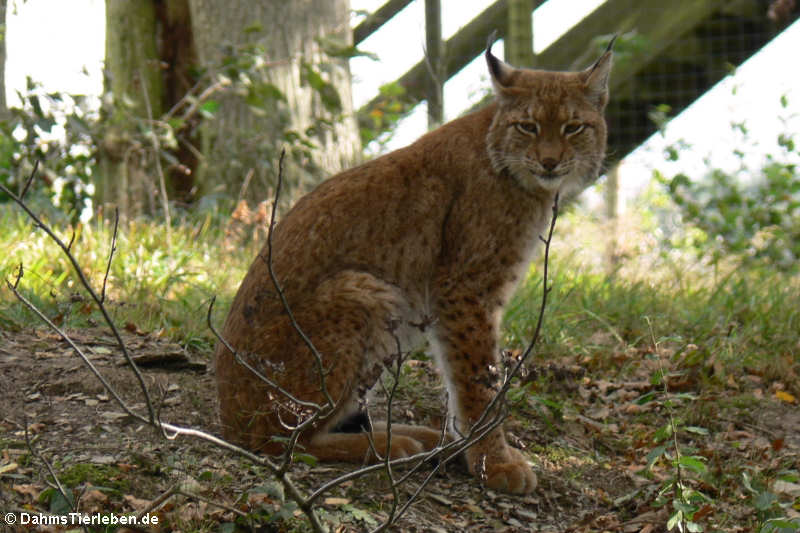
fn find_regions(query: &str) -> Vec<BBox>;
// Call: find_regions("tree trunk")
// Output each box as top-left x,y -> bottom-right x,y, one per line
187,0 -> 360,205
0,0 -> 7,119
155,0 -> 199,204
99,0 -> 163,220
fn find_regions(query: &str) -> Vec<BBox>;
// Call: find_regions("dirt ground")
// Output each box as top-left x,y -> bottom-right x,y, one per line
1,326 -> 798,532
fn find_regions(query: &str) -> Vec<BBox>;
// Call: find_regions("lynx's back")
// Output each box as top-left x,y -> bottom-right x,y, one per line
216,36 -> 612,495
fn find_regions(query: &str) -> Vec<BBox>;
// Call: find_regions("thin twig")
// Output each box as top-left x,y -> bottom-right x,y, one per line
135,483 -> 179,519
0,177 -> 157,424
7,277 -> 147,424
371,326 -> 407,530
101,207 -> 119,304
176,490 -> 248,518
140,68 -> 172,245
309,193 -> 561,514
646,317 -> 687,517
464,192 -> 560,438
23,414 -> 89,533
260,149 -> 335,410
206,296 -> 319,410
19,159 -> 39,200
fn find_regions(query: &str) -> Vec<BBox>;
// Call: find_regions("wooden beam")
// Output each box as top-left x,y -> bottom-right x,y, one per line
357,0 -> 730,141
537,0 -> 726,91
358,0 -> 507,132
353,0 -> 415,45
425,0 -> 443,128
506,0 -> 535,67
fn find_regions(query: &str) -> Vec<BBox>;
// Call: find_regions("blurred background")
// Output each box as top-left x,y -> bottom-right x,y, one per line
2,0 -> 798,275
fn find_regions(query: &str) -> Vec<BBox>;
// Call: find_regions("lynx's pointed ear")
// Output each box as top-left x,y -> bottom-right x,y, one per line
485,30 -> 515,90
580,35 -> 615,108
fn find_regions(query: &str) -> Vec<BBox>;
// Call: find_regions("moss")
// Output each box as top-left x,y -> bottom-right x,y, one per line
57,463 -> 130,492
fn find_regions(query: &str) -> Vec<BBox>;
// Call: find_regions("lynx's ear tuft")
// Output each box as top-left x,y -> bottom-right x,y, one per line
485,30 -> 515,90
580,35 -> 615,108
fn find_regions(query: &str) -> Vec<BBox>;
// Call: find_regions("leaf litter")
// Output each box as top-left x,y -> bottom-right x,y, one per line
1,326 -> 798,531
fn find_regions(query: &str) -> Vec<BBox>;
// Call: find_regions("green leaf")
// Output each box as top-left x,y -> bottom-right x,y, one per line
199,100 -> 219,117
342,504 -> 378,526
243,22 -> 263,34
667,510 -> 683,531
646,444 -> 667,470
653,423 -> 675,443
678,456 -> 707,475
293,453 -> 318,467
752,490 -> 777,511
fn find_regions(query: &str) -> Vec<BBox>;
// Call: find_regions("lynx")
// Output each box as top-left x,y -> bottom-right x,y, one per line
215,36 -> 612,494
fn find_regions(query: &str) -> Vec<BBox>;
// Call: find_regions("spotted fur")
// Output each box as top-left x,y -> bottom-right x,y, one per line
215,37 -> 612,494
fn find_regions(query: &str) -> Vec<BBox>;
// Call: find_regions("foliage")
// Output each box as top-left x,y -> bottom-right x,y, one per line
359,81 -> 415,151
1,39 -> 370,222
654,96 -> 800,271
0,78 -> 98,222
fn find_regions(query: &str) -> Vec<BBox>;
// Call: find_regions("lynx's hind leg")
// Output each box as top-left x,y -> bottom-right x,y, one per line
217,270 -> 435,461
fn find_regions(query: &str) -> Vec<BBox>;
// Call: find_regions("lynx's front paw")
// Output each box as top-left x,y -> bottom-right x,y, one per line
469,446 -> 537,494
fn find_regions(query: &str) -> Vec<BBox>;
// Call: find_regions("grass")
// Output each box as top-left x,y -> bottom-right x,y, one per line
2,195 -> 798,380
504,207 -> 800,389
1,199 -> 260,351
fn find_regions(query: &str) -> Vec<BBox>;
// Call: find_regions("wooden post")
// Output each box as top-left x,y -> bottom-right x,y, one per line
425,0 -> 443,128
507,0 -> 534,67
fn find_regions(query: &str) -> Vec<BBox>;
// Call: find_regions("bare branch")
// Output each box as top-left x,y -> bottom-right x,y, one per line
5,156 -> 334,533
140,68 -> 172,245
19,159 -> 39,200
12,262 -> 23,290
101,207 -> 119,304
206,296 -> 319,410
260,149 -> 335,410
24,414 -> 89,533
0,176 -> 157,424
461,192 -> 560,438
7,278 -> 148,424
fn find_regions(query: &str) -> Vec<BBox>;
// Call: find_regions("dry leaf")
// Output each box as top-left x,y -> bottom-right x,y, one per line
83,489 -> 109,509
13,483 -> 42,500
124,494 -> 151,511
775,390 -> 796,403
323,497 -> 350,506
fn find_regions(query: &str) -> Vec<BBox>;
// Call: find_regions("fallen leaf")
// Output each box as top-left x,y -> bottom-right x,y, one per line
324,497 -> 350,505
82,489 -> 109,508
773,480 -> 800,496
124,494 -> 151,511
775,390 -> 796,403
13,483 -> 42,500
0,462 -> 18,475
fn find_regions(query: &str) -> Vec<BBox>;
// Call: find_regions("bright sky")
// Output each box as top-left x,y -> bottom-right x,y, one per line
349,0 -> 800,209
6,0 -> 799,212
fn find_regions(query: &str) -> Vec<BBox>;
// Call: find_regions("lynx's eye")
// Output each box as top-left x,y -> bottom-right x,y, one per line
562,122 -> 585,136
514,122 -> 540,135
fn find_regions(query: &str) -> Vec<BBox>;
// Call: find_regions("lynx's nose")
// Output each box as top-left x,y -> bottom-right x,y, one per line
541,158 -> 559,172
